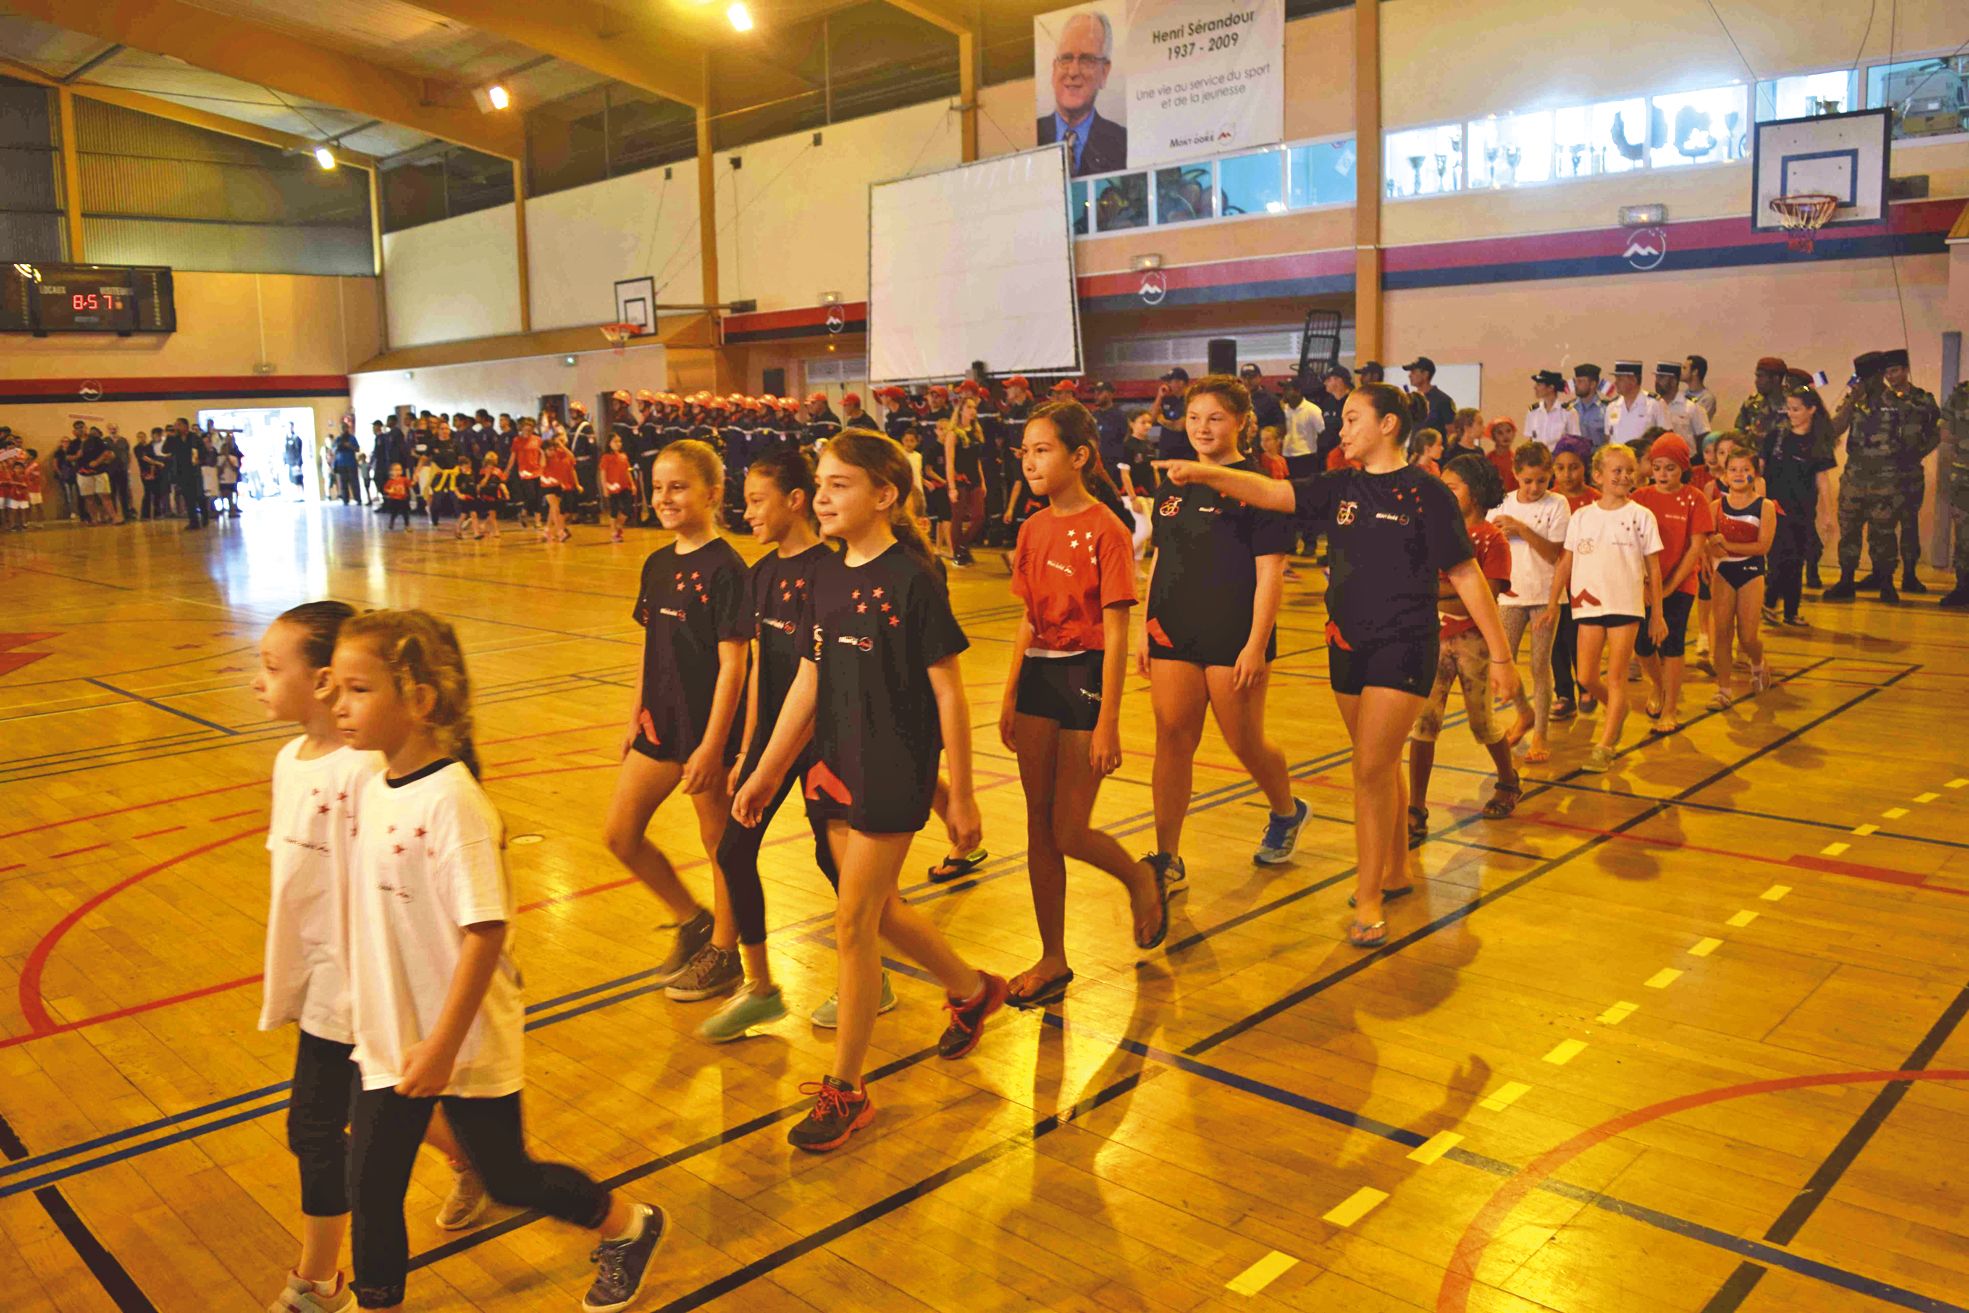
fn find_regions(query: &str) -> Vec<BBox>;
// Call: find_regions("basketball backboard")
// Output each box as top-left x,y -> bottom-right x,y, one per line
612,276 -> 656,334
1750,108 -> 1891,232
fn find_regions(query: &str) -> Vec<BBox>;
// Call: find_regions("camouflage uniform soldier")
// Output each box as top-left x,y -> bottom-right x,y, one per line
1733,355 -> 1791,449
1825,352 -> 1911,603
1877,347 -> 1941,593
1942,380 -> 1969,609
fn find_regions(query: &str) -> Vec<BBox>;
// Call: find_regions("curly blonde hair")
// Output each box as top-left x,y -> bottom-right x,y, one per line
338,609 -> 480,777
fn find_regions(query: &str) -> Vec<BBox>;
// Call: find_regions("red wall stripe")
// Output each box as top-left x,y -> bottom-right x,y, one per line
0,375 -> 350,399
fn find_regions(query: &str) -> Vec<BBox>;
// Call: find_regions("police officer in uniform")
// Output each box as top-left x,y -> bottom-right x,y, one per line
1878,348 -> 1941,594
1941,379 -> 1969,609
568,400 -> 600,523
1826,352 -> 1912,603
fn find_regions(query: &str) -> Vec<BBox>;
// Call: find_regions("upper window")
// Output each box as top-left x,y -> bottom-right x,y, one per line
1468,111 -> 1555,189
1867,56 -> 1969,141
1551,98 -> 1648,178
1648,85 -> 1747,169
1289,138 -> 1355,208
1385,123 -> 1464,198
1756,69 -> 1858,122
1217,150 -> 1286,217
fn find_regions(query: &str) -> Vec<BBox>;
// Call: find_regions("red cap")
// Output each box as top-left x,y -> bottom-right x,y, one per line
928,384 -> 949,397
1005,375 -> 1030,390
1050,378 -> 1078,393
842,392 -> 861,408
806,391 -> 827,404
954,379 -> 985,397
1648,433 -> 1692,471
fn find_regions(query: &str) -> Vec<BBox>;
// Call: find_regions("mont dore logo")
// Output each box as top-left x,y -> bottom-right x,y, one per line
1622,226 -> 1668,272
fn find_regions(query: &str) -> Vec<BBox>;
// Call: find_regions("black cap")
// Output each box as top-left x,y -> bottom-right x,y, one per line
1532,369 -> 1566,388
1613,361 -> 1644,378
1574,363 -> 1602,379
1094,379 -> 1115,393
1854,351 -> 1886,378
1161,367 -> 1190,383
1358,360 -> 1384,379
1654,362 -> 1681,379
1238,363 -> 1262,378
1879,347 -> 1909,370
1402,356 -> 1437,374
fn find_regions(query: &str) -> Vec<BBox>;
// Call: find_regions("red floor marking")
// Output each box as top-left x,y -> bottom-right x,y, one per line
209,807 -> 260,822
0,863 -> 22,876
1437,1067 -> 1969,1313
48,841 -> 111,860
1787,854 -> 1969,898
0,632 -> 60,680
0,975 -> 266,1051
130,825 -> 186,840
16,826 -> 267,1033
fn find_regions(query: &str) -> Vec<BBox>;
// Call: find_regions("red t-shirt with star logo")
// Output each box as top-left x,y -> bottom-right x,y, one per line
1010,502 -> 1138,653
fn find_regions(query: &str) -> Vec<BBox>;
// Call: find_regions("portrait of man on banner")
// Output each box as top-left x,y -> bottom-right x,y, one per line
1035,7 -> 1129,177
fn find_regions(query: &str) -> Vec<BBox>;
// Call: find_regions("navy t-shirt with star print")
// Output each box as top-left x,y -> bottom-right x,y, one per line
745,541 -> 831,757
797,541 -> 967,833
631,538 -> 750,762
1289,465 -> 1472,649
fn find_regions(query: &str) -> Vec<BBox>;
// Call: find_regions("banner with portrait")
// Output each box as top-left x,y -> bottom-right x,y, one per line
1033,0 -> 1284,178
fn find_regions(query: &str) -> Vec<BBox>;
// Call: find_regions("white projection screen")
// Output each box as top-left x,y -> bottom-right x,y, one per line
868,145 -> 1082,383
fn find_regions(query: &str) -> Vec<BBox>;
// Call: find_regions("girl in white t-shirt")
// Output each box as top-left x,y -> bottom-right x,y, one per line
256,602 -> 491,1313
1487,441 -> 1571,763
331,610 -> 664,1313
1544,445 -> 1667,773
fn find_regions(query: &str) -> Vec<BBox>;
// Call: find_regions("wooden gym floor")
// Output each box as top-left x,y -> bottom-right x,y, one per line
2,503 -> 1966,1313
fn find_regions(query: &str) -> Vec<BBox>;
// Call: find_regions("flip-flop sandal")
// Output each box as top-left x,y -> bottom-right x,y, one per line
1348,886 -> 1414,909
1480,782 -> 1524,820
1134,864 -> 1172,951
1645,700 -> 1663,720
1406,805 -> 1429,847
1550,698 -> 1576,722
927,848 -> 989,884
1654,717 -> 1681,735
1346,920 -> 1387,948
1524,743 -> 1551,763
1006,969 -> 1074,1010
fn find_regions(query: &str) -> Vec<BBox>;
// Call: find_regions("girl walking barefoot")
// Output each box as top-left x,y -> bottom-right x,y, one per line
734,431 -> 1006,1152
1709,448 -> 1777,707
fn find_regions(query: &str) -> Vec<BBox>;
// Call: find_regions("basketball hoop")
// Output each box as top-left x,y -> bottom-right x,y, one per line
600,322 -> 641,355
1768,193 -> 1839,253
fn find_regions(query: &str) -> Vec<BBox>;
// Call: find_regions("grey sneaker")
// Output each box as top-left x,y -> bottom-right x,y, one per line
268,1273 -> 353,1313
810,970 -> 897,1028
664,944 -> 742,1002
654,907 -> 714,983
1144,851 -> 1187,894
1254,798 -> 1310,866
435,1164 -> 486,1231
698,982 -> 788,1042
582,1203 -> 666,1313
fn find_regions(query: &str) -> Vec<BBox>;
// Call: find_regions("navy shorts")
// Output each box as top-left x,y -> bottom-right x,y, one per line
1014,651 -> 1105,732
1635,591 -> 1695,658
1328,635 -> 1438,698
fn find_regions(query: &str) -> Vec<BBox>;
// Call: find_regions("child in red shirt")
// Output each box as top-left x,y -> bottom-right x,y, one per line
1407,452 -> 1525,843
1632,433 -> 1713,733
1257,426 -> 1290,480
381,462 -> 411,529
539,429 -> 579,543
999,400 -> 1169,1009
507,421 -> 544,530
600,432 -> 635,543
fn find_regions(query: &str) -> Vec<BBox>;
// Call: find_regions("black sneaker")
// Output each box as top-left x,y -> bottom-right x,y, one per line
1900,571 -> 1928,595
582,1204 -> 666,1313
1821,577 -> 1857,600
1806,569 -> 1826,590
787,1076 -> 874,1152
654,908 -> 714,983
936,971 -> 1007,1059
1784,613 -> 1810,628
1940,587 -> 1969,609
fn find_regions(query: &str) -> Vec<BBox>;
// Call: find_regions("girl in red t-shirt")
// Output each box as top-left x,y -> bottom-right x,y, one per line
600,432 -> 635,543
1407,453 -> 1526,841
538,428 -> 579,543
998,402 -> 1170,1009
506,420 -> 544,530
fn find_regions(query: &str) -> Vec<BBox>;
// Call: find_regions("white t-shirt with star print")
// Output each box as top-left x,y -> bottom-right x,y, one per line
348,758 -> 524,1095
260,738 -> 383,1043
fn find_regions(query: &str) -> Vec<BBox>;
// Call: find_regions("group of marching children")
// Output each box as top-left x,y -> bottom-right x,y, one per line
251,350 -> 1894,1308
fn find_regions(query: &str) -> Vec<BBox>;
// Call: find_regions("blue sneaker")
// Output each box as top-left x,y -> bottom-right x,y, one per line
582,1204 -> 665,1313
1254,798 -> 1309,866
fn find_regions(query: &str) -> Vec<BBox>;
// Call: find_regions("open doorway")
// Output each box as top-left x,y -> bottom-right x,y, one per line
197,407 -> 319,502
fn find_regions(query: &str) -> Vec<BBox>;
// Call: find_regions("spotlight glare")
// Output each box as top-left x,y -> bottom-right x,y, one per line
487,83 -> 510,110
314,145 -> 336,170
727,2 -> 753,31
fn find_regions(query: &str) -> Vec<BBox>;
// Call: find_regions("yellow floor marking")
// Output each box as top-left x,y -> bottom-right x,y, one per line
1227,1250 -> 1300,1296
1543,1039 -> 1587,1065
1883,807 -> 1908,820
1727,910 -> 1759,928
1760,885 -> 1791,901
1689,937 -> 1723,957
1479,1081 -> 1532,1111
1322,1187 -> 1388,1228
1408,1131 -> 1463,1165
1598,1001 -> 1639,1025
1646,967 -> 1684,989
1852,824 -> 1879,836
1821,842 -> 1850,856
1913,792 -> 1939,804
1947,778 -> 1967,790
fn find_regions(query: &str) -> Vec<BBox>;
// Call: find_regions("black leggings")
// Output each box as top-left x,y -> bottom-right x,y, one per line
290,1030 -> 358,1217
715,746 -> 841,947
1551,602 -> 1578,701
1769,511 -> 1813,620
351,1087 -> 608,1309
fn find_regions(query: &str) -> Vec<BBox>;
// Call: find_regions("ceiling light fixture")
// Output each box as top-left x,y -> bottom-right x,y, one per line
314,145 -> 337,170
487,83 -> 510,110
727,2 -> 753,32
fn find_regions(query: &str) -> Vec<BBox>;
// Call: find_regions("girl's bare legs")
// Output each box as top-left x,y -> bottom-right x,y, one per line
1336,687 -> 1425,927
1203,665 -> 1294,815
1600,624 -> 1639,747
600,753 -> 702,922
1148,659 -> 1208,856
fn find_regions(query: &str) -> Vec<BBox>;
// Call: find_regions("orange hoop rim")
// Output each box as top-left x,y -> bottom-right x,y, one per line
1767,192 -> 1840,229
600,321 -> 642,340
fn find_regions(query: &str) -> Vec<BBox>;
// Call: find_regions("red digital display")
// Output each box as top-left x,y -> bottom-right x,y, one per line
73,293 -> 128,312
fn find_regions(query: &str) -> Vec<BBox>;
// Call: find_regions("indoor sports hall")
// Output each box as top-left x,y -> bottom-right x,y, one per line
2,2 -> 1967,1311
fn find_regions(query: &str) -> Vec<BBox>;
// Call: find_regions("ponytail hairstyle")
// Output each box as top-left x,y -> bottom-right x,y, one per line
1352,382 -> 1412,445
1026,399 -> 1120,501
278,600 -> 357,670
822,429 -> 936,570
1183,374 -> 1252,421
1442,451 -> 1504,515
658,436 -> 724,491
338,609 -> 481,778
747,442 -> 819,528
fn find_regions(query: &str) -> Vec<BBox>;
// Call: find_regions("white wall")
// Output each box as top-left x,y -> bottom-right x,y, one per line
348,340 -> 667,427
527,167 -> 703,330
381,206 -> 522,348
714,99 -> 963,311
